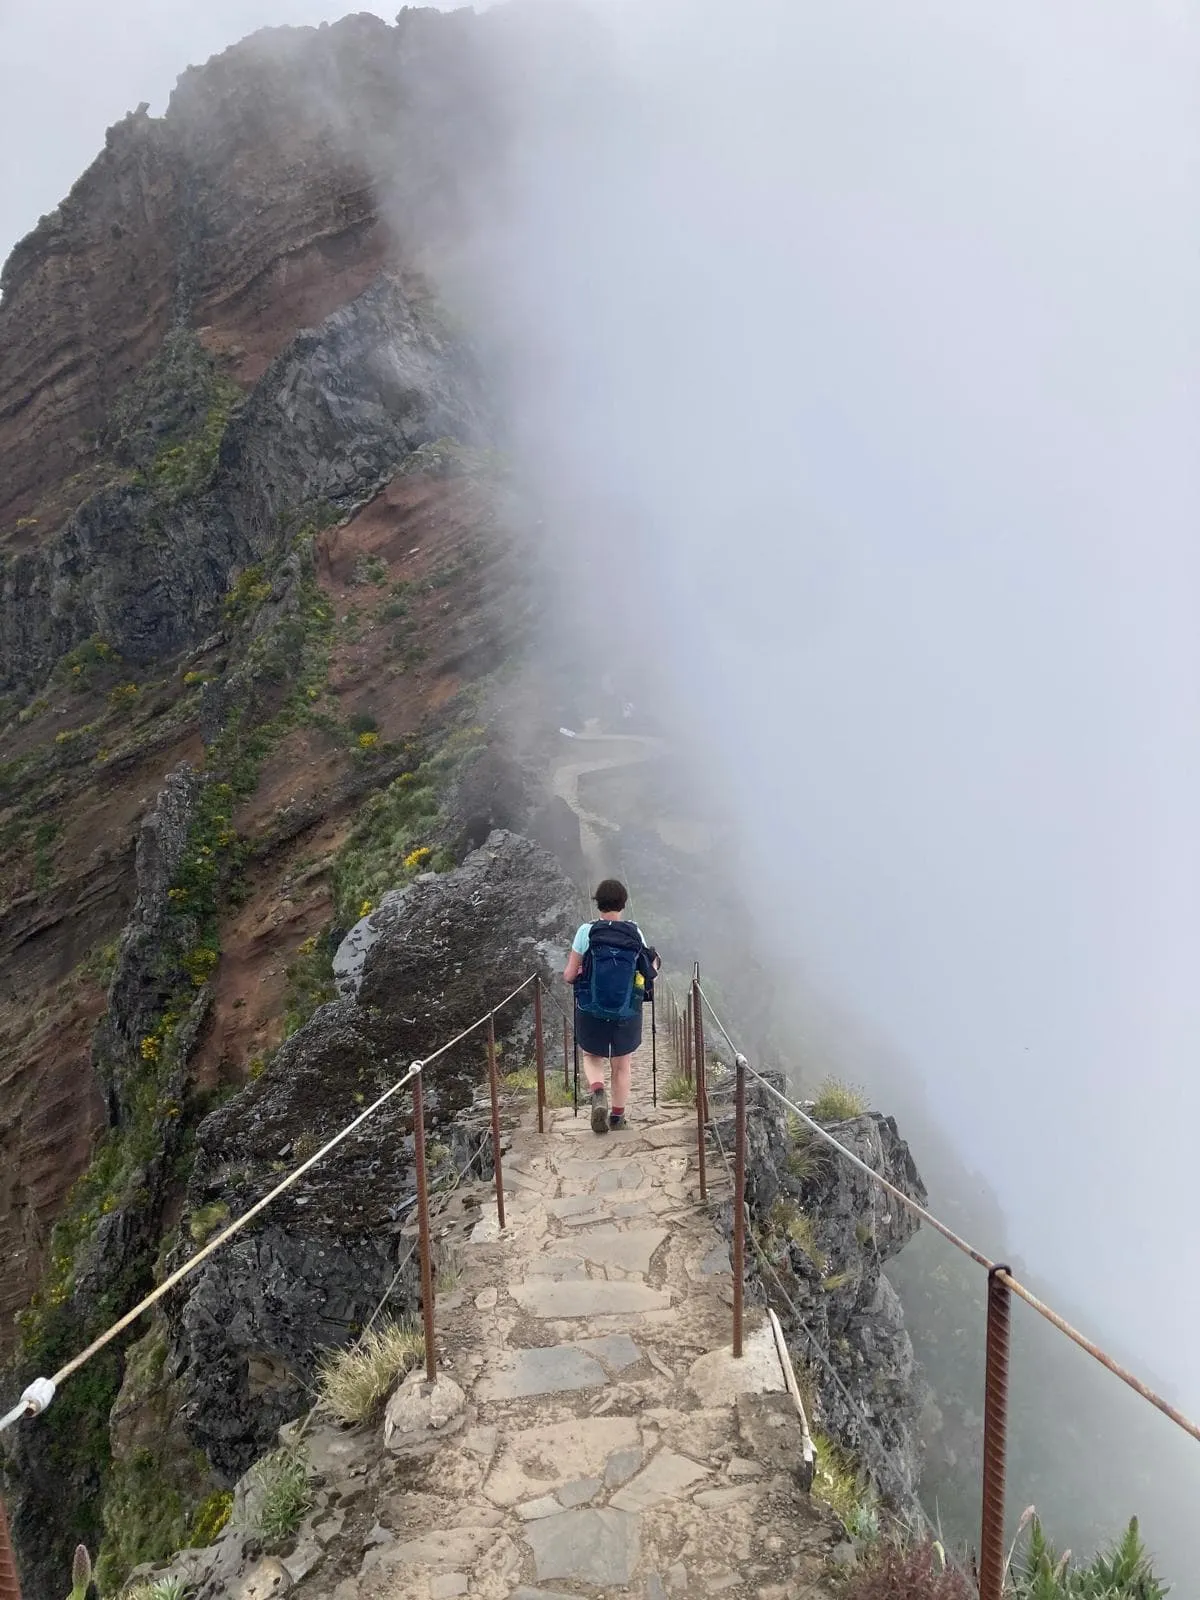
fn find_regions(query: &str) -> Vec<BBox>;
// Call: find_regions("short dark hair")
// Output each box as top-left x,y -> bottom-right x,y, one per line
594,878 -> 628,913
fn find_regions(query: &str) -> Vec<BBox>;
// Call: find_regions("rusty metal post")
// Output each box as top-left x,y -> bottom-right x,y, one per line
486,1012 -> 506,1230
410,1064 -> 437,1384
733,1054 -> 746,1357
534,977 -> 546,1135
979,1265 -> 1013,1600
684,1006 -> 693,1084
0,1496 -> 21,1600
692,979 -> 707,1201
563,1014 -> 570,1090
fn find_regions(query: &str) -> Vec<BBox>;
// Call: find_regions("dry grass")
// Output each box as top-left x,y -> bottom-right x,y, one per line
503,1068 -> 573,1109
317,1318 -> 426,1424
810,1077 -> 868,1122
662,1073 -> 694,1104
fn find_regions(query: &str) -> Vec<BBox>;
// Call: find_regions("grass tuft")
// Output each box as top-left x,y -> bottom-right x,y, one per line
317,1319 -> 426,1425
503,1068 -> 573,1110
662,1073 -> 694,1104
810,1078 -> 868,1122
246,1446 -> 312,1543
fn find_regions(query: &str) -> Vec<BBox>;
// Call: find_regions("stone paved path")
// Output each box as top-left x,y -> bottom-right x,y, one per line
330,1031 -> 841,1600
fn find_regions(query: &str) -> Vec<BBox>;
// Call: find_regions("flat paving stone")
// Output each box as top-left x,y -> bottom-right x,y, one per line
567,1225 -> 669,1275
510,1589 -> 590,1600
524,1255 -> 588,1280
687,1323 -> 784,1406
546,1195 -> 608,1219
610,1449 -> 710,1511
477,1345 -> 606,1402
594,1162 -> 651,1191
604,1445 -> 643,1488
524,1507 -> 640,1587
486,1416 -> 639,1506
557,1475 -> 603,1507
511,1279 -> 671,1319
573,1333 -> 643,1373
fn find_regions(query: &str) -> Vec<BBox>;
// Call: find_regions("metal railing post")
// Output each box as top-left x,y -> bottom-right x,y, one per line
486,1012 -> 506,1230
410,1063 -> 437,1384
0,1497 -> 20,1600
980,1265 -> 1013,1600
733,1053 -> 746,1357
534,977 -> 546,1135
684,1006 -> 693,1085
692,977 -> 707,1202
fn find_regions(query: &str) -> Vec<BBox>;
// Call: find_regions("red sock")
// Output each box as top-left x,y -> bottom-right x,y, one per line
611,1106 -> 624,1116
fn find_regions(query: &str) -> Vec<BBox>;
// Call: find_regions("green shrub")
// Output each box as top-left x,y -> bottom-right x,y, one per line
662,1074 -> 694,1104
224,565 -> 272,622
503,1068 -> 573,1110
811,1431 -> 865,1527
188,1488 -> 233,1546
1009,1514 -> 1167,1599
842,1538 -> 972,1599
811,1078 -> 868,1121
247,1446 -> 311,1543
188,1202 -> 230,1245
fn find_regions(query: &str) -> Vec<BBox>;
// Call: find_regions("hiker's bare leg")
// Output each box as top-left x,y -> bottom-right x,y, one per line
581,1050 -> 608,1091
611,1052 -> 633,1110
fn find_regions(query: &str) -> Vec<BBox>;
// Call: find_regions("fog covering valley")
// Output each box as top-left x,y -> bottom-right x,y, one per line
3,0 -> 1200,1581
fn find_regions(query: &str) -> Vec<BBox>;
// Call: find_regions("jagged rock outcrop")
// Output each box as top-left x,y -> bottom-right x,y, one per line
712,1072 -> 930,1508
1,273 -> 485,693
0,11 -> 492,534
167,830 -> 575,1480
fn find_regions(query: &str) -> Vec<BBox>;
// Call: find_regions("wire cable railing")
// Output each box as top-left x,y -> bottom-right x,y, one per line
687,970 -> 1200,1600
0,973 -> 539,1436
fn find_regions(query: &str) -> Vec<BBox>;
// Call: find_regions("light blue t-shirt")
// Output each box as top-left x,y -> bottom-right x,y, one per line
572,919 -> 646,955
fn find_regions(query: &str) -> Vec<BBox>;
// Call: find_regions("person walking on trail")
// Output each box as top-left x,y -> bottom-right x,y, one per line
563,878 -> 660,1134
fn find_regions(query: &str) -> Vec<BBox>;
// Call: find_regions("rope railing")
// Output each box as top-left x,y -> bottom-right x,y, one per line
0,972 -> 539,1436
688,971 -> 1200,1600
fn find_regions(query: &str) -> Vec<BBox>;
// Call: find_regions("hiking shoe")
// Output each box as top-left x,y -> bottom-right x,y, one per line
609,1111 -> 628,1131
590,1085 -> 610,1134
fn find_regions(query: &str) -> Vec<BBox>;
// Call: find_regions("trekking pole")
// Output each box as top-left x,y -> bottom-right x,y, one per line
651,993 -> 658,1107
573,1001 -> 580,1116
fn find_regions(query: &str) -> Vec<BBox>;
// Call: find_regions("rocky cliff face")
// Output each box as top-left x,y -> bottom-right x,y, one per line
709,1072 -> 930,1516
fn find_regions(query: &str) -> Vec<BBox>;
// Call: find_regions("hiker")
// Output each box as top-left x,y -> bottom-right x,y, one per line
563,878 -> 660,1133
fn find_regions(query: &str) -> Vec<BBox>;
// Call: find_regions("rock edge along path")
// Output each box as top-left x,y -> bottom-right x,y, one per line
277,1027 -> 843,1600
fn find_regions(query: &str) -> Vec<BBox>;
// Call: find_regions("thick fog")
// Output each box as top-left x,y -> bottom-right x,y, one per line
452,0 -> 1200,1418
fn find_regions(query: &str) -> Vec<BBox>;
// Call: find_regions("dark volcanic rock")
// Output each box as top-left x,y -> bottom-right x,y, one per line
712,1072 -> 931,1509
169,830 -> 574,1479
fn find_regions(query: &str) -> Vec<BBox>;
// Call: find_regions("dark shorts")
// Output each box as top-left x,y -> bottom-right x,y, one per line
575,1007 -> 644,1058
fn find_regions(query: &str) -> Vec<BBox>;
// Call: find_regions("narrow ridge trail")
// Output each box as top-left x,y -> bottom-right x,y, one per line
291,1027 -> 841,1600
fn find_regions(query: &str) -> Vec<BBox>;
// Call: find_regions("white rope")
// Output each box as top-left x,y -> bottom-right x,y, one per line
695,980 -> 1200,1449
1,974 -> 540,1433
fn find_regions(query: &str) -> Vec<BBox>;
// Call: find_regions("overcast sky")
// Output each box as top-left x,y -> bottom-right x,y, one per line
4,0 -> 1200,1493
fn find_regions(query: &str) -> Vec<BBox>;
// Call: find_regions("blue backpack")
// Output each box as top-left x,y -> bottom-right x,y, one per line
576,921 -> 647,1021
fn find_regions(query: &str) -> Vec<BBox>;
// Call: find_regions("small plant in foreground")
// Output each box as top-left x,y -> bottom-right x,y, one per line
842,1538 -> 974,1600
811,1077 -> 868,1121
1007,1512 -> 1167,1600
811,1432 -> 864,1527
126,1579 -> 190,1600
246,1445 -> 312,1542
662,1073 -> 694,1104
317,1320 -> 425,1425
68,1545 -> 92,1600
503,1068 -> 573,1109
